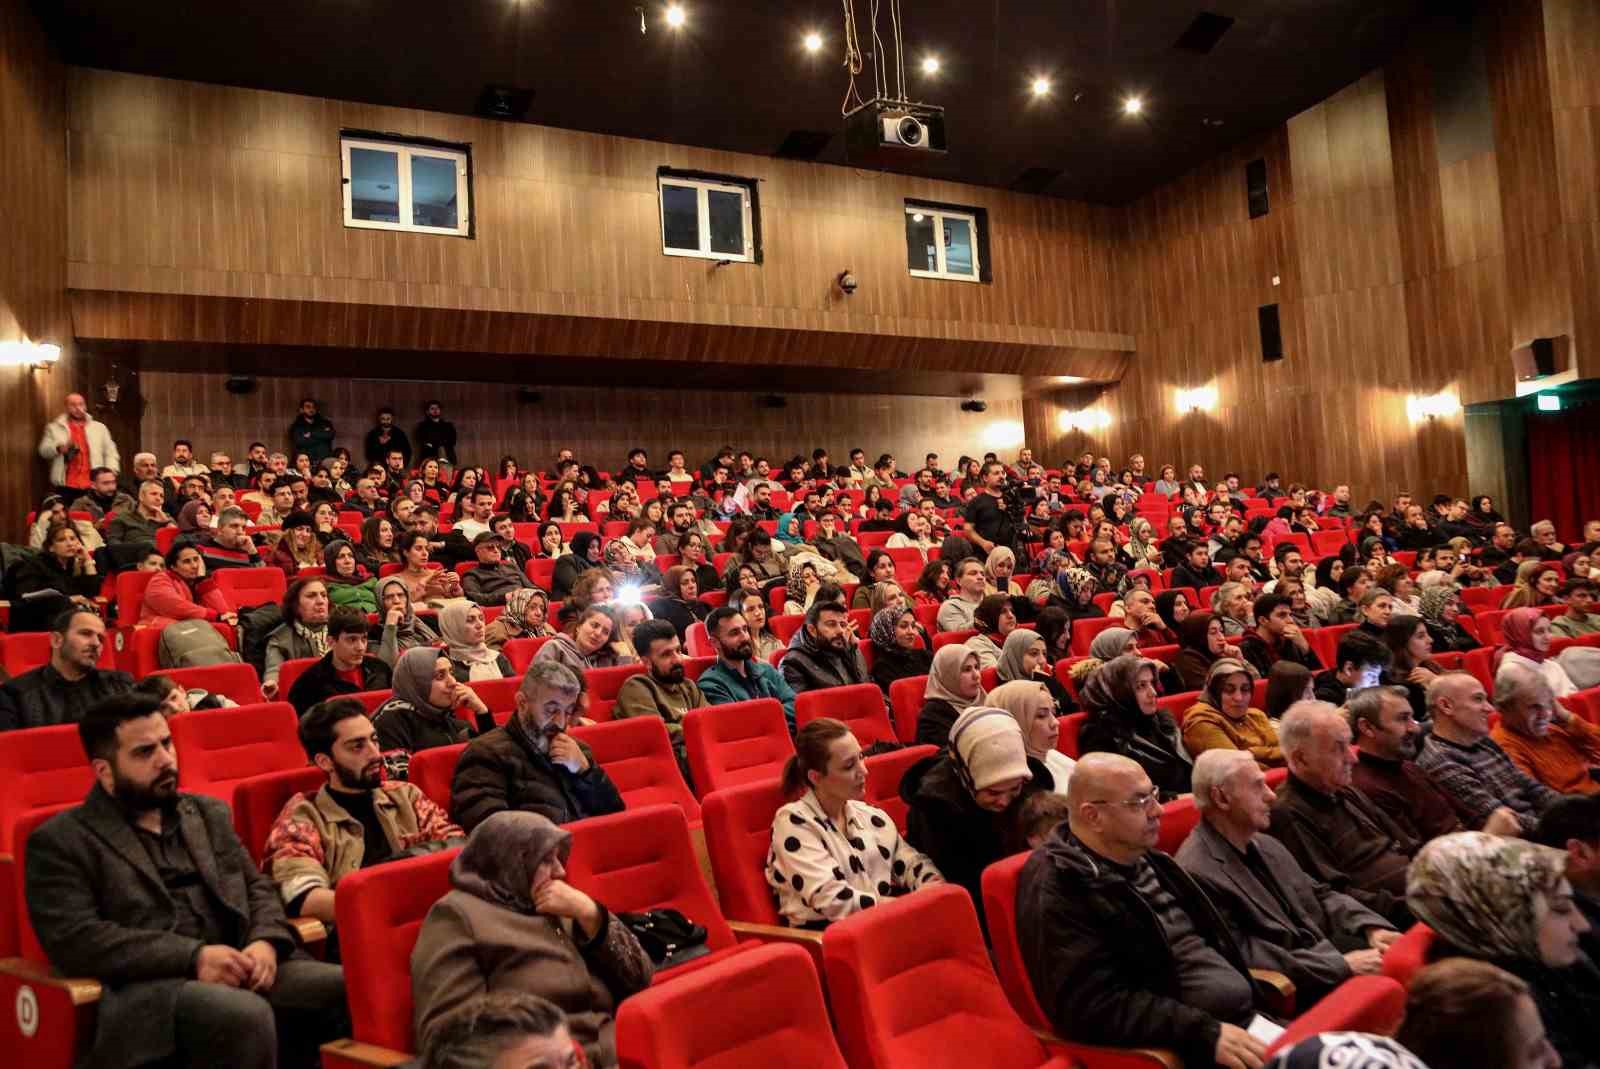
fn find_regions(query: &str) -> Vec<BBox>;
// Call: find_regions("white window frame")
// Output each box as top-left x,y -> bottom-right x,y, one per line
658,176 -> 755,262
906,204 -> 981,282
341,136 -> 470,237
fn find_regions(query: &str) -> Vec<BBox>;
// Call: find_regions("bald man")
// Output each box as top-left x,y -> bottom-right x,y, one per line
1268,702 -> 1416,928
1017,753 -> 1273,1069
38,392 -> 120,497
1418,670 -> 1561,834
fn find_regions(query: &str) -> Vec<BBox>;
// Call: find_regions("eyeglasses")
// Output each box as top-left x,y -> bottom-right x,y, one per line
1088,791 -> 1161,811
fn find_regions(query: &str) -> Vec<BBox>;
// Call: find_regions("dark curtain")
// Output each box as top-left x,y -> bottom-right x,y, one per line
1527,400 -> 1600,546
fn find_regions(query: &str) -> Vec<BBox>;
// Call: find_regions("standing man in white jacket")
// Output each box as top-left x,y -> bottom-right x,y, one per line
37,393 -> 120,500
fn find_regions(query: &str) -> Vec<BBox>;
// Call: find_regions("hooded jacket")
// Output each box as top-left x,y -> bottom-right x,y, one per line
779,623 -> 870,694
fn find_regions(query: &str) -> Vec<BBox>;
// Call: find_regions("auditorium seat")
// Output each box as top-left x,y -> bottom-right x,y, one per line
165,662 -> 266,706
615,943 -> 847,1069
1463,647 -> 1496,693
467,675 -> 522,721
683,655 -> 716,680
407,742 -> 467,813
1070,617 -> 1123,656
115,621 -> 237,677
685,620 -> 714,657
1379,923 -> 1437,987
979,665 -> 1000,690
524,557 -> 557,591
889,675 -> 928,744
931,628 -> 978,652
913,602 -> 940,635
1155,690 -> 1201,725
1460,585 -> 1513,612
822,884 -> 1074,1069
683,698 -> 794,798
212,567 -> 287,610
170,701 -> 305,807
1056,712 -> 1088,759
231,764 -> 327,864
0,726 -> 95,958
769,613 -> 805,645
500,635 -> 552,672
864,744 -> 937,834
0,631 -> 116,676
573,717 -> 700,824
1154,795 -> 1201,855
272,655 -> 318,700
1310,529 -> 1350,558
794,683 -> 897,748
114,569 -> 157,624
1470,608 -> 1507,645
1307,624 -> 1355,667
1262,976 -> 1406,1057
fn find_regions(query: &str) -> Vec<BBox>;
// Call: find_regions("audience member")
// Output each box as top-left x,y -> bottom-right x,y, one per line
1346,685 -> 1465,843
915,645 -> 987,749
413,400 -> 458,465
1498,606 -> 1580,699
1395,958 -> 1561,1069
25,693 -> 347,1069
696,605 -> 797,729
613,619 -> 705,783
0,609 -> 134,731
450,661 -> 624,831
963,594 -> 1017,668
361,406 -> 411,467
372,647 -> 494,763
460,532 -> 536,606
1017,752 -> 1273,1069
1236,593 -> 1322,678
1173,611 -> 1249,691
285,606 -> 394,714
1178,749 -> 1397,1004
936,557 -> 987,632
989,679 -> 1075,793
107,479 -> 174,547
1312,629 -> 1390,705
996,625 -> 1075,712
38,392 -> 120,498
1078,653 -> 1192,798
9,519 -> 104,631
439,600 -> 514,681
372,575 -> 441,666
1269,701 -> 1417,927
140,542 -> 237,629
1417,671 -> 1559,835
68,464 -> 133,521
1534,795 -> 1600,957
1553,577 -> 1600,638
779,600 -> 869,694
410,812 -> 650,1067
1489,662 -> 1600,796
1181,658 -> 1283,767
262,578 -> 331,700
867,605 -> 932,695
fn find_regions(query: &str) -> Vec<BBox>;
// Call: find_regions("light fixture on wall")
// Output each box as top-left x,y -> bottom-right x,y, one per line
1175,385 -> 1218,413
981,419 -> 1025,450
1405,390 -> 1460,422
1056,408 -> 1111,433
0,339 -> 61,368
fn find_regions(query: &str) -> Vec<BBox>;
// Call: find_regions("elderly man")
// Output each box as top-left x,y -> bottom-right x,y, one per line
449,660 -> 624,832
198,506 -> 263,572
1178,750 -> 1398,1005
1268,701 -> 1417,927
1416,671 -> 1560,835
1488,663 -> 1600,796
461,532 -> 537,607
1018,753 -> 1274,1069
1348,685 -> 1469,842
1122,588 -> 1175,646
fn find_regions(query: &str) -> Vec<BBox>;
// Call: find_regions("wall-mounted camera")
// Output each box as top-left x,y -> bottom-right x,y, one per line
837,270 -> 858,295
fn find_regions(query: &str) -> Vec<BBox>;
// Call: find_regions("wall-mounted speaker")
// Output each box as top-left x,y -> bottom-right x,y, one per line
1246,158 -> 1269,219
1511,335 -> 1571,382
516,388 -> 543,404
1258,304 -> 1283,362
224,375 -> 257,395
757,394 -> 788,409
960,399 -> 988,413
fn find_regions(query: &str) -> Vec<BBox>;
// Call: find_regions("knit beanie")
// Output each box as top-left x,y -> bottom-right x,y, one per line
949,707 -> 1032,792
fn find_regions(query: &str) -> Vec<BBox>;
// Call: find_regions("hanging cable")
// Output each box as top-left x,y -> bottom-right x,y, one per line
841,0 -> 867,114
890,0 -> 906,101
870,0 -> 887,100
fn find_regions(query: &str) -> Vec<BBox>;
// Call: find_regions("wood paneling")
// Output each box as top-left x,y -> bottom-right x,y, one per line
0,0 -> 72,536
136,371 -> 1026,480
63,68 -> 1131,377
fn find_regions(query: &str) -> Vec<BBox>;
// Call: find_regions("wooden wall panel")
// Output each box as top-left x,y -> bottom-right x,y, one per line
136,372 -> 1026,480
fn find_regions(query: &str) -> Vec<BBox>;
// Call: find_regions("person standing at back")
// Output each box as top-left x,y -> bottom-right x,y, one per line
38,391 -> 120,500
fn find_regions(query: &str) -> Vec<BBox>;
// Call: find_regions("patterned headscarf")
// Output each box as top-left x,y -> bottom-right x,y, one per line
449,811 -> 572,915
1266,1034 -> 1428,1069
869,606 -> 910,653
1406,831 -> 1569,963
1417,582 -> 1460,625
1077,653 -> 1160,720
1088,626 -> 1135,662
1055,565 -> 1098,606
501,587 -> 541,638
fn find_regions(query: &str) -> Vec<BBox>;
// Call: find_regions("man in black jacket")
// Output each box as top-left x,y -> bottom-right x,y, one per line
779,601 -> 868,695
449,660 -> 624,831
414,400 -> 458,465
1236,593 -> 1322,678
0,609 -> 133,731
287,398 -> 336,466
362,407 -> 411,467
1018,752 -> 1275,1069
285,607 -> 393,715
25,693 -> 346,1069
1171,541 -> 1219,593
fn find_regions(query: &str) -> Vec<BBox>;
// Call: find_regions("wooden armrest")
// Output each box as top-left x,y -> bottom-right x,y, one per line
1250,968 -> 1296,1015
319,1039 -> 412,1068
1029,1028 -> 1183,1069
727,920 -> 824,947
290,917 -> 328,945
0,957 -> 102,1005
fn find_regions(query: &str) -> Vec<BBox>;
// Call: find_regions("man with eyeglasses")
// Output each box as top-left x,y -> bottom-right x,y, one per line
1018,752 -> 1278,1069
1347,685 -> 1469,843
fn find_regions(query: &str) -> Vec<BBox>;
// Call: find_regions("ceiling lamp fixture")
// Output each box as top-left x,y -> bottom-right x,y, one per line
1030,76 -> 1052,97
1123,95 -> 1144,116
664,4 -> 686,30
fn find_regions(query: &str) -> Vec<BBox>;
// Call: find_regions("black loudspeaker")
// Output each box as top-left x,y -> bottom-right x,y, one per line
1531,337 -> 1556,376
1247,158 -> 1269,219
1259,304 -> 1283,362
757,395 -> 788,409
224,376 -> 257,395
960,399 -> 988,413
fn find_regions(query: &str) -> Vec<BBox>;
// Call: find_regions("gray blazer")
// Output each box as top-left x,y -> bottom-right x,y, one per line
1175,820 -> 1393,1002
25,787 -> 299,1069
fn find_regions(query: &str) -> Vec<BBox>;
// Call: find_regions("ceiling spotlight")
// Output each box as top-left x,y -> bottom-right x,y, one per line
1030,76 -> 1052,97
803,31 -> 823,53
664,4 -> 686,29
912,212 -> 925,222
921,55 -> 940,75
1123,95 -> 1144,116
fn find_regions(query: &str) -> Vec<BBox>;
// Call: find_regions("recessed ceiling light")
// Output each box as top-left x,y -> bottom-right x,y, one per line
803,31 -> 823,53
664,4 -> 686,29
1123,95 -> 1144,116
921,55 -> 940,75
1030,76 -> 1052,97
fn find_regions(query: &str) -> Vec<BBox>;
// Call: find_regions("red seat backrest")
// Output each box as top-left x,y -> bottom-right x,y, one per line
171,702 -> 305,806
563,804 -> 733,950
525,557 -> 556,592
1056,712 -> 1088,759
467,676 -> 522,718
337,846 -> 459,1053
273,656 -> 319,699
683,656 -> 716,681
822,883 -> 1055,1069
572,717 -> 700,823
1251,676 -> 1269,710
981,853 -> 1051,1030
685,621 -> 713,657
1070,616 -> 1119,656
212,567 -> 287,610
1463,647 -> 1496,693
1380,923 -> 1437,987
347,688 -> 395,713
769,614 -> 805,645
165,662 -> 265,706
864,744 -> 937,834
0,725 -> 93,852
1472,608 -> 1508,646
700,779 -> 788,925
586,663 -> 647,702
231,765 -> 327,865
889,675 -> 928,744
501,636 -> 552,672
912,602 -> 939,634
615,942 -> 848,1069
1155,795 -> 1201,855
14,802 -> 79,963
0,632 -> 116,676
1308,623 -> 1356,667
931,629 -> 977,652
793,683 -> 897,748
979,666 -> 1000,691
115,570 -> 157,624
408,742 -> 468,814
683,699 -> 793,798
1155,690 -> 1201,725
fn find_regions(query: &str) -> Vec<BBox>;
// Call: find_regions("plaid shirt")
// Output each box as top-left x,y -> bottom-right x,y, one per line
1416,733 -> 1560,835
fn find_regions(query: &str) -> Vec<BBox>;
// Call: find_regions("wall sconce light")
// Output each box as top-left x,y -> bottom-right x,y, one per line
1056,408 -> 1112,433
0,340 -> 61,368
1405,391 -> 1460,422
1175,386 -> 1218,413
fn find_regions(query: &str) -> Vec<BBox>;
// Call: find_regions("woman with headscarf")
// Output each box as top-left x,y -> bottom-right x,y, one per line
602,537 -> 661,596
1047,565 -> 1106,624
782,559 -> 827,616
174,499 -> 213,541
988,679 -> 1075,795
357,515 -> 400,574
372,647 -> 495,762
1154,589 -> 1193,635
1502,560 -> 1564,610
552,530 -> 603,600
1497,607 -> 1579,699
410,812 -> 653,1068
1078,653 -> 1193,799
1173,610 -> 1253,692
322,539 -> 378,614
1406,832 -> 1600,1069
1466,494 -> 1503,533
1418,582 -> 1480,653
1181,657 -> 1283,767
964,595 -> 1018,670
996,628 -> 1076,714
645,565 -> 711,642
1119,517 -> 1163,572
374,575 -> 441,666
1306,556 -> 1345,624
984,546 -> 1023,596
915,645 -> 987,749
868,605 -> 933,696
440,600 -> 514,682
485,587 -> 556,649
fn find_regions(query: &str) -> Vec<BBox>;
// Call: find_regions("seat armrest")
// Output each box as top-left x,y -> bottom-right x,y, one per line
290,916 -> 327,946
319,1039 -> 412,1068
1030,1029 -> 1184,1069
726,920 -> 825,947
1249,968 -> 1296,1016
0,958 -> 102,1005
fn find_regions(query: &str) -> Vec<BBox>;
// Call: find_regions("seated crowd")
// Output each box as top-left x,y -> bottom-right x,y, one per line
6,398 -> 1600,1068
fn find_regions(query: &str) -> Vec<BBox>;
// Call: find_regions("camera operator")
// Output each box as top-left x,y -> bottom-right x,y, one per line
963,459 -> 1023,556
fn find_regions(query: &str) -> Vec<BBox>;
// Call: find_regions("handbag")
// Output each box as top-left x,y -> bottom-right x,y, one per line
616,907 -> 710,969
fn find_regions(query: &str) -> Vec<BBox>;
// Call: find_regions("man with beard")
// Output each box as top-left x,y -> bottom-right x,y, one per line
696,605 -> 798,731
0,609 -> 134,731
262,699 -> 461,933
69,465 -> 134,521
780,600 -> 870,695
25,693 -> 348,1069
613,620 -> 707,787
651,499 -> 699,555
414,399 -> 458,465
363,406 -> 411,467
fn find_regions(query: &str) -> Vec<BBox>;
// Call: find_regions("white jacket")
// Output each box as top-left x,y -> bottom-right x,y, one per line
37,415 -> 120,485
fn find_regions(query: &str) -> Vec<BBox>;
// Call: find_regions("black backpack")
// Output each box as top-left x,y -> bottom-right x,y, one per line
237,602 -> 283,675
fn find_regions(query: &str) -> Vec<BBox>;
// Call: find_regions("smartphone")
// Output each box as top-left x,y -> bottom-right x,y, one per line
1357,663 -> 1384,689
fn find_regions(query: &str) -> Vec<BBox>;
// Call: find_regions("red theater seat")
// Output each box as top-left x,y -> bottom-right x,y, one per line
231,765 -> 327,864
683,698 -> 794,798
0,631 -> 116,676
889,675 -> 928,744
164,662 -> 265,706
408,742 -> 468,814
501,635 -> 552,672
573,717 -> 700,824
212,567 -> 287,610
864,744 -> 937,834
1056,712 -> 1088,759
272,656 -> 318,700
170,701 -> 305,807
794,683 -> 897,748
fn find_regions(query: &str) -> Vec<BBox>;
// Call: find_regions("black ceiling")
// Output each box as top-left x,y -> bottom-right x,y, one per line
35,1 -> 1431,204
